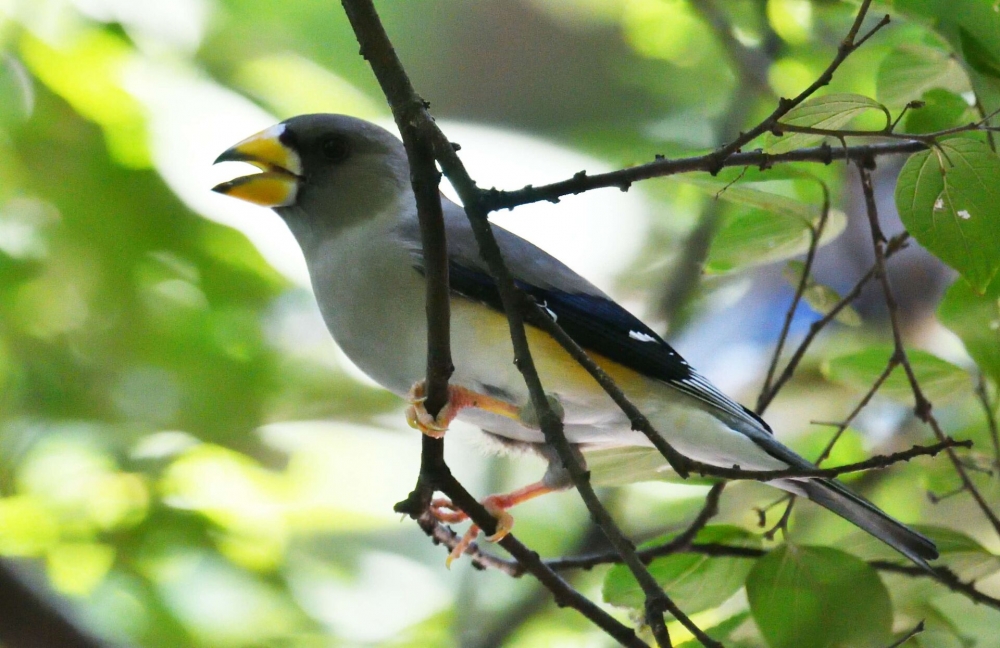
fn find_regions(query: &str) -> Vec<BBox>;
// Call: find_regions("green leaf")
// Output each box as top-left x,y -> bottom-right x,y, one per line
822,346 -> 971,403
683,176 -> 820,223
895,138 -> 1000,293
876,43 -> 971,108
0,54 -> 33,127
676,611 -> 751,648
603,525 -> 760,614
787,426 -> 867,482
746,545 -> 893,648
707,207 -> 847,273
960,27 -> 1000,80
782,260 -> 862,326
846,525 -> 1000,581
938,275 -> 1000,385
767,94 -> 890,154
678,177 -> 846,273
916,525 -> 1000,580
904,89 -> 973,135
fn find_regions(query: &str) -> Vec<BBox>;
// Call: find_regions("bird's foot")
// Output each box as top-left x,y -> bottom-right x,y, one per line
436,496 -> 515,568
431,481 -> 556,566
405,381 -> 522,438
405,382 -> 452,438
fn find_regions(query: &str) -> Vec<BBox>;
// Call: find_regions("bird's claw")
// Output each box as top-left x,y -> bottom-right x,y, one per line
433,496 -> 516,567
405,382 -> 452,438
483,504 -> 514,543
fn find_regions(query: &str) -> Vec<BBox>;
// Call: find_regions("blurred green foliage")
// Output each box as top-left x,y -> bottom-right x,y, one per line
0,0 -> 999,646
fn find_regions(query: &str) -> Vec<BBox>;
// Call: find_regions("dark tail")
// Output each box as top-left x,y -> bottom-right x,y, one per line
776,477 -> 938,571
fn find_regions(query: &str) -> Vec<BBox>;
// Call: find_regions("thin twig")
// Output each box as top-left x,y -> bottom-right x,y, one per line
546,484 -> 725,572
767,357 -> 901,526
703,0 -> 887,172
483,140 -> 928,212
439,135 -> 694,648
815,358 -> 899,465
759,233 -> 909,403
681,438 -> 967,481
757,182 -> 831,413
975,376 -> 1000,470
974,96 -> 998,152
885,621 -> 924,648
857,162 -> 1000,542
544,543 -> 1000,612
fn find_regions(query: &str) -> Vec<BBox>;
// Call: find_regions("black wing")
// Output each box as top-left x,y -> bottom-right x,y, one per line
447,262 -> 771,436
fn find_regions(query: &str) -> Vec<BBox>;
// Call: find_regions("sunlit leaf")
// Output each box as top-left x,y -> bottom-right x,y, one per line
876,43 -> 971,107
746,545 -> 893,648
787,426 -> 867,482
682,176 -> 819,223
0,53 -> 33,126
904,88 -> 972,134
19,30 -> 149,167
938,275 -> 1000,385
0,495 -> 60,556
915,525 -> 1000,579
604,525 -> 760,614
845,525 -> 1000,581
767,93 -> 890,153
676,611 -> 751,648
707,206 -> 845,273
782,260 -> 861,326
821,346 -> 971,403
46,542 -> 116,597
895,137 -> 1000,293
678,177 -> 846,273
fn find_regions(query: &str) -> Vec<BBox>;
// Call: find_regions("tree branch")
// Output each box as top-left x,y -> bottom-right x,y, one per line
341,1 -> 688,645
483,140 -> 927,211
0,561 -> 106,648
857,162 -> 1000,541
757,182 -> 830,413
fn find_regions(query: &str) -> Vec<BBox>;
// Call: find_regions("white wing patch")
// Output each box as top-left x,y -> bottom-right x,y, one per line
538,300 -> 558,322
629,330 -> 657,343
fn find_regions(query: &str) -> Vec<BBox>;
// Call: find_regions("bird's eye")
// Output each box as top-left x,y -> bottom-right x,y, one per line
321,136 -> 351,163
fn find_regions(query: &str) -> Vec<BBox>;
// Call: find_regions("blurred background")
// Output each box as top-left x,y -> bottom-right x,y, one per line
0,0 -> 997,646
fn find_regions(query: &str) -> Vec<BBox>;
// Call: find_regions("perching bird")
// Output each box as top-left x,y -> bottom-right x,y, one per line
213,114 -> 937,569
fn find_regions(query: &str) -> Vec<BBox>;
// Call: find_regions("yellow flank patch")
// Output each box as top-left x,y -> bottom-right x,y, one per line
214,172 -> 298,207
451,296 -> 651,400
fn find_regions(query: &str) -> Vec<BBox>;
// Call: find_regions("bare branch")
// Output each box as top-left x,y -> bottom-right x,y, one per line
857,162 -> 1000,541
815,358 -> 899,466
757,233 -> 910,407
975,376 -> 1000,470
702,0 -> 887,171
484,140 -> 927,211
757,182 -> 831,413
678,439 -> 967,482
0,561 -> 106,648
548,543 -> 1000,612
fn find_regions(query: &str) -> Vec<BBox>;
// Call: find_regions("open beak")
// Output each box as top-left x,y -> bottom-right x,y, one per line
212,124 -> 302,207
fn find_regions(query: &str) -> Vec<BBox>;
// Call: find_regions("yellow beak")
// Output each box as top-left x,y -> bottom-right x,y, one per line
212,124 -> 302,207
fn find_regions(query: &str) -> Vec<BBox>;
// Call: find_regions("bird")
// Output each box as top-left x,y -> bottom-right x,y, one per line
212,113 -> 938,569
